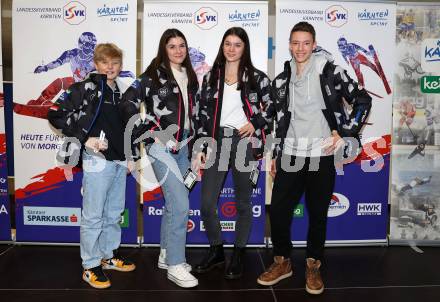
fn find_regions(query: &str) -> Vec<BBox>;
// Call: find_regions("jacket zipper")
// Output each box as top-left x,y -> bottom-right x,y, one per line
212,69 -> 221,143
174,91 -> 183,152
189,94 -> 193,134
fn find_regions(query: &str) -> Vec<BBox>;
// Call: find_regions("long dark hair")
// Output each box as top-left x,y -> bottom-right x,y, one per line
209,27 -> 256,90
146,28 -> 198,89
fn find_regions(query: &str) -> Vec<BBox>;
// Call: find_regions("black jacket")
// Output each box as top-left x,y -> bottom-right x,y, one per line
272,56 -> 372,158
48,73 -> 116,166
119,65 -> 200,158
198,65 -> 275,159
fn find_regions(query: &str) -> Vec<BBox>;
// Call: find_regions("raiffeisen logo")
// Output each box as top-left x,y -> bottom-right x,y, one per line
328,193 -> 350,217
194,7 -> 218,30
63,1 -> 86,25
325,5 -> 348,27
421,39 -> 440,72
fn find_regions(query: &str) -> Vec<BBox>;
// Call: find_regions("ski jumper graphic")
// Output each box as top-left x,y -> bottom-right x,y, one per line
337,37 -> 391,97
14,32 -> 134,119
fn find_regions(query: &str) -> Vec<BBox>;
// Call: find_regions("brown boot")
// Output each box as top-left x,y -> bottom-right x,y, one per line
305,258 -> 324,295
257,256 -> 293,286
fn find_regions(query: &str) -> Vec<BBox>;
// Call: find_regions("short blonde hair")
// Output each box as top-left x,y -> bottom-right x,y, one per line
93,43 -> 123,62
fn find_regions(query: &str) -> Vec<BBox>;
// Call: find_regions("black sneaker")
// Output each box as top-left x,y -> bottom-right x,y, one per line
83,266 -> 111,289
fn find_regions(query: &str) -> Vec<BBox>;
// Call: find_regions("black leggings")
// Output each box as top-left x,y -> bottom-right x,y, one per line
200,128 -> 255,247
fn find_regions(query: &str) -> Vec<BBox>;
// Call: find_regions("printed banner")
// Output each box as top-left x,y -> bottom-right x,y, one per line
142,0 -> 268,245
0,0 -> 11,242
143,171 -> 266,245
389,3 -> 440,245
13,0 -> 138,244
276,0 -> 395,244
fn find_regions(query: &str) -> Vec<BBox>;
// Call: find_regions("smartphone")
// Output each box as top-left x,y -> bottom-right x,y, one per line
250,164 -> 260,186
183,168 -> 198,190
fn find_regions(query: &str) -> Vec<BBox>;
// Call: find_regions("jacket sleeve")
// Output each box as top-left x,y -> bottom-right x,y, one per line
249,73 -> 275,132
334,65 -> 372,137
119,76 -> 161,142
196,73 -> 210,139
271,77 -> 285,159
47,84 -> 89,144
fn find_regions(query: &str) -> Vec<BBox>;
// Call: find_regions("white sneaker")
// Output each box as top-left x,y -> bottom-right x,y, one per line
167,264 -> 198,288
158,249 -> 192,272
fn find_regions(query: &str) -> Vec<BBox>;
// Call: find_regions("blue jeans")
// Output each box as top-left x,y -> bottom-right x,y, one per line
80,150 -> 127,269
148,142 -> 190,266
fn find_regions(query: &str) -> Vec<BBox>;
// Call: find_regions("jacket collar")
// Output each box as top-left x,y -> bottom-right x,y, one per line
88,72 -> 107,84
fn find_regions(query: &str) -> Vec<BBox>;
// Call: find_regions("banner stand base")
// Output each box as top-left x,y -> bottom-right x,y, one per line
266,238 -> 388,248
389,239 -> 440,247
142,244 -> 267,248
14,242 -> 141,248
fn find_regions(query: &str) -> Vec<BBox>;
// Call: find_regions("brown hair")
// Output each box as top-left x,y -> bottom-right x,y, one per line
93,43 -> 123,62
210,27 -> 257,91
146,28 -> 198,89
290,22 -> 316,42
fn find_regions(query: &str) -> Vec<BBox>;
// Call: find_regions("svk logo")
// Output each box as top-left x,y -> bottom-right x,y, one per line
328,193 -> 350,217
357,203 -> 382,216
63,1 -> 86,25
421,39 -> 440,72
194,7 -> 218,30
325,5 -> 348,27
221,201 -> 237,218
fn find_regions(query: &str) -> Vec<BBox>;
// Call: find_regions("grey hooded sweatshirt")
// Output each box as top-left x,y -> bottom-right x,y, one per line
283,52 -> 332,157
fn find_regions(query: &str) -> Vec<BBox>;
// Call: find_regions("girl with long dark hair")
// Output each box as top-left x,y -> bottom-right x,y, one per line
120,28 -> 199,288
193,27 -> 274,279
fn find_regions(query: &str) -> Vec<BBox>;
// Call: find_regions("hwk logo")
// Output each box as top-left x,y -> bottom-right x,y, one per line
357,203 -> 382,216
194,7 -> 218,30
325,5 -> 348,27
63,1 -> 86,25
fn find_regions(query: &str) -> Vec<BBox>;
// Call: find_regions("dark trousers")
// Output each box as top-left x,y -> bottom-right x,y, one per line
270,154 -> 335,260
200,128 -> 255,247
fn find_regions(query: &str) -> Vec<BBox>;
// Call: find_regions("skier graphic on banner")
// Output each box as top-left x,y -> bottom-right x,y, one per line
337,37 -> 391,98
13,32 -> 134,119
188,47 -> 211,85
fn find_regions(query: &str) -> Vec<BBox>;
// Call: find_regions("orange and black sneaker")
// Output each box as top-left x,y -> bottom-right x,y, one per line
102,251 -> 136,272
82,266 -> 111,289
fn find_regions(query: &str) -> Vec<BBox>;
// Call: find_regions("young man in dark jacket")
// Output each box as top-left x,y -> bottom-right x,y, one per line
48,43 -> 135,289
257,22 -> 372,295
